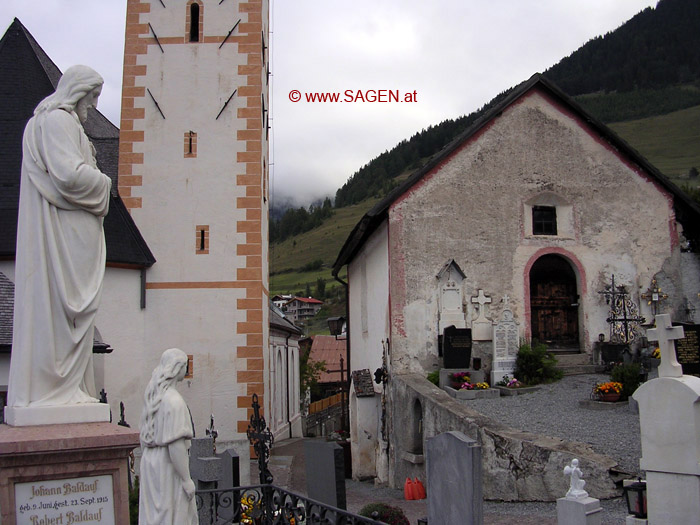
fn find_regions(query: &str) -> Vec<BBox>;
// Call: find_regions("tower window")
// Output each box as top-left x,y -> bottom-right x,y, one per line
196,225 -> 209,254
533,206 -> 557,235
184,131 -> 197,158
188,2 -> 201,42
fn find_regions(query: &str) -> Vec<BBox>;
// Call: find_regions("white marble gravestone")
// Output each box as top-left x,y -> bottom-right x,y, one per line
471,289 -> 493,341
633,314 -> 700,525
491,300 -> 519,385
437,260 -> 466,334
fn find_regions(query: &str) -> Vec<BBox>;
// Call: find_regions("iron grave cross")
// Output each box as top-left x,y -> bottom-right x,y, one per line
646,313 -> 685,378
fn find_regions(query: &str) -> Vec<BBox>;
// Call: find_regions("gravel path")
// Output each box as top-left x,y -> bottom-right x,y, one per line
468,373 -> 642,476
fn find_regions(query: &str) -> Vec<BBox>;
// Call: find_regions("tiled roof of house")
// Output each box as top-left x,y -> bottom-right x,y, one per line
269,302 -> 303,335
0,18 -> 154,267
288,296 -> 324,305
308,335 -> 347,384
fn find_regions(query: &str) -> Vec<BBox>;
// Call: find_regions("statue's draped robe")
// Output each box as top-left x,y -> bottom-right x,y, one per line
139,389 -> 197,525
8,108 -> 111,407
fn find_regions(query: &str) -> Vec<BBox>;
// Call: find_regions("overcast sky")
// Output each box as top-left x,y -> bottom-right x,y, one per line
2,0 -> 658,207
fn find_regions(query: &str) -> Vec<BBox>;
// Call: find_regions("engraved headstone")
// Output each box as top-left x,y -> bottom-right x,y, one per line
674,323 -> 700,376
437,260 -> 467,334
442,326 -> 472,369
491,305 -> 519,385
471,289 -> 493,341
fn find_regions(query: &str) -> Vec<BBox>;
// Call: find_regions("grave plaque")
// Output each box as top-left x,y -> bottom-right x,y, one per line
15,474 -> 115,524
443,326 -> 472,369
674,323 -> 700,376
491,307 -> 519,385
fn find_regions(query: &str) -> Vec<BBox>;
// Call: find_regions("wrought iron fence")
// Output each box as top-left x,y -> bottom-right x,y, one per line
195,484 -> 385,525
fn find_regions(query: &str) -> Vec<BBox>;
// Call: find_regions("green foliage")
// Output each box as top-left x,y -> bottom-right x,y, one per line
358,502 -> 410,525
315,277 -> 326,300
300,349 -> 326,402
270,197 -> 334,243
514,341 -> 563,386
611,363 -> 642,400
301,259 -> 324,272
575,85 -> 700,123
427,370 -> 440,386
546,0 -> 700,95
682,183 -> 700,206
129,477 -> 139,524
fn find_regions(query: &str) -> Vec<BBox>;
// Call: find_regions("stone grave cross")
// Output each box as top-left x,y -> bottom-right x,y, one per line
471,289 -> 491,322
646,313 -> 685,378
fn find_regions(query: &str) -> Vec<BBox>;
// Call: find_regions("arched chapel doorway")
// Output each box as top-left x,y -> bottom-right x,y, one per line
529,254 -> 579,349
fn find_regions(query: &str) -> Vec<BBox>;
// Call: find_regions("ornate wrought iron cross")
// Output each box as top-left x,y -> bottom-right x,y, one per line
246,393 -> 274,485
598,274 -> 645,344
641,279 -> 668,316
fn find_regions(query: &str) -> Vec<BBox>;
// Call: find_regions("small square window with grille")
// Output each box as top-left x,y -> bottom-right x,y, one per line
533,206 -> 557,235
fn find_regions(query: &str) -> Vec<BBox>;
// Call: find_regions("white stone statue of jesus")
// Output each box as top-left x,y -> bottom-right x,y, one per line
7,65 -> 111,414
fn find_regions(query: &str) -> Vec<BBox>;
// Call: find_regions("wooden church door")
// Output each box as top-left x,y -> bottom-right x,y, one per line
529,255 -> 579,348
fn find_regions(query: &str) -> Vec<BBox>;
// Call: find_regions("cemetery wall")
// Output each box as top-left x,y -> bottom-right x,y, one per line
388,373 -> 620,501
387,89 -> 683,372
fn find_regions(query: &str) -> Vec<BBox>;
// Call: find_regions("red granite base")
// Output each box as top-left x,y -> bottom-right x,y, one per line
0,422 -> 140,524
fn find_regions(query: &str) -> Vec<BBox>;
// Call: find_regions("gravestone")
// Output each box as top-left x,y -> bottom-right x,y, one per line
491,303 -> 519,385
190,436 -> 241,523
304,440 -> 346,509
471,289 -> 493,341
634,314 -> 700,524
426,431 -> 482,525
673,323 -> 700,376
442,326 -> 472,369
437,260 -> 467,334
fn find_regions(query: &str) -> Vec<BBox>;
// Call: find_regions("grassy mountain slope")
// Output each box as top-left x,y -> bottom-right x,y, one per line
608,104 -> 700,182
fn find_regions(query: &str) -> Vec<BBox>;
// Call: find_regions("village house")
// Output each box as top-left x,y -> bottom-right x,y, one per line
332,73 -> 700,493
283,296 -> 324,322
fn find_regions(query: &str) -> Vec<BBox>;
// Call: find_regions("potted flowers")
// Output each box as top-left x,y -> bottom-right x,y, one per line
594,381 -> 623,402
449,371 -> 471,389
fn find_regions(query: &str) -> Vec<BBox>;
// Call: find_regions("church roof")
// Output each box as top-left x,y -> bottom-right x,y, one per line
0,18 -> 155,268
333,73 -> 700,275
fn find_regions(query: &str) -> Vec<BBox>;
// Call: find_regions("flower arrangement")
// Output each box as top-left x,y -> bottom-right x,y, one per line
474,382 -> 490,390
449,372 -> 471,384
651,348 -> 660,359
594,381 -> 623,395
241,494 -> 262,524
496,375 -> 523,388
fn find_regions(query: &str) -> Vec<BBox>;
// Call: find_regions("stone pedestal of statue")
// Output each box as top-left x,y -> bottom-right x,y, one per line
0,422 -> 139,525
5,403 -> 111,426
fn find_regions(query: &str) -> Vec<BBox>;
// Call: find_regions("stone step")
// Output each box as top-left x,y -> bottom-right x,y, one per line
558,364 -> 603,376
554,353 -> 591,367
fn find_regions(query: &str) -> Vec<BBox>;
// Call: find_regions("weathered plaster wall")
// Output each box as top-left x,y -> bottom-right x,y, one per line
679,252 -> 700,323
388,89 -> 680,372
347,221 -> 389,480
389,374 -> 619,501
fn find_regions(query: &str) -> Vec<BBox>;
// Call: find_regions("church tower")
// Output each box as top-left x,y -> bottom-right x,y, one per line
115,0 -> 270,448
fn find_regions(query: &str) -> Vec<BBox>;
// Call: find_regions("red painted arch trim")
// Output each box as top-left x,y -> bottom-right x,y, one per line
523,247 -> 587,341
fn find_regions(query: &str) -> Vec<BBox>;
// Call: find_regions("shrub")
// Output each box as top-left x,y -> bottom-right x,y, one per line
513,341 -> 563,386
426,370 -> 440,386
611,362 -> 642,400
358,503 -> 410,525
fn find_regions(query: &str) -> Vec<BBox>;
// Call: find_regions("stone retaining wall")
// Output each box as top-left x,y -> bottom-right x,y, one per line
389,373 -> 621,501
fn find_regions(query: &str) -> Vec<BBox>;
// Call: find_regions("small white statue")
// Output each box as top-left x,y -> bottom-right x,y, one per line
139,349 -> 198,525
564,458 -> 588,499
7,65 -> 111,408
